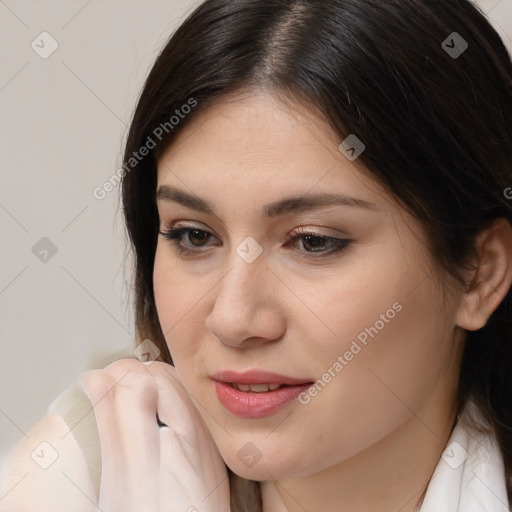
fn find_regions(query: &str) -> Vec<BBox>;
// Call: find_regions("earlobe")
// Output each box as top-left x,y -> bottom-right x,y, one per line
456,218 -> 512,332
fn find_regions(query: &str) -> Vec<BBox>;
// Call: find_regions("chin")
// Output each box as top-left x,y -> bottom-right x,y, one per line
220,442 -> 310,482
226,462 -> 271,481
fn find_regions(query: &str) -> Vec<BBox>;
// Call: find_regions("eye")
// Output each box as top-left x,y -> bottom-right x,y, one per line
159,225 -> 352,258
159,227 -> 216,254
286,228 -> 352,257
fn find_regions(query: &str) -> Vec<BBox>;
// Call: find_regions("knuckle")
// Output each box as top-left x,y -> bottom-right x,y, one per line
145,363 -> 187,399
104,358 -> 158,394
80,367 -> 117,398
81,358 -> 158,402
143,360 -> 179,383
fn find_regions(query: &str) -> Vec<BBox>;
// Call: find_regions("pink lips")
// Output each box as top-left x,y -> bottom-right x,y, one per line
211,370 -> 313,418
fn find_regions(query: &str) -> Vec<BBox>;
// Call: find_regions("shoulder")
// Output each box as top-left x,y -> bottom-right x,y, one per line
0,413 -> 98,512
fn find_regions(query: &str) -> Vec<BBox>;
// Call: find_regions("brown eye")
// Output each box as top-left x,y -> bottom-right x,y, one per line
288,230 -> 352,257
186,229 -> 211,246
159,227 -> 217,254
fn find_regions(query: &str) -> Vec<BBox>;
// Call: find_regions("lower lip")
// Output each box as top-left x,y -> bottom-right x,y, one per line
214,381 -> 312,418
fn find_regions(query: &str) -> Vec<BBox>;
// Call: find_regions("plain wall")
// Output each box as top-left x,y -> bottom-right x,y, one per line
1,0 -> 511,457
0,0 -> 203,458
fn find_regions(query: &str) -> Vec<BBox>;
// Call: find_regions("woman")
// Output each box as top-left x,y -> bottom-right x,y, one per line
2,0 -> 511,510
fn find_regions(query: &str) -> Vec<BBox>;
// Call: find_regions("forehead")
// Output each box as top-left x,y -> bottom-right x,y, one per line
155,91 -> 391,211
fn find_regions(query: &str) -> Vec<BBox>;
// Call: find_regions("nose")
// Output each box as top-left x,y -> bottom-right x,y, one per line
204,246 -> 286,349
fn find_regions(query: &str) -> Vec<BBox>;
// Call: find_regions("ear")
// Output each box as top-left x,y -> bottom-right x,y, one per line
456,218 -> 512,331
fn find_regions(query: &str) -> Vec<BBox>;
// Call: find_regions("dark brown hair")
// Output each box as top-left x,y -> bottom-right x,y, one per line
120,0 -> 512,509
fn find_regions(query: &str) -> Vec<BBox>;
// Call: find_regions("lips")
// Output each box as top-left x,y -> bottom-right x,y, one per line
211,369 -> 313,386
211,370 -> 314,418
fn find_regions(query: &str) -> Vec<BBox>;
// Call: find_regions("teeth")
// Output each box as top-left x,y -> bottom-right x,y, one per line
249,384 -> 270,392
232,383 -> 282,392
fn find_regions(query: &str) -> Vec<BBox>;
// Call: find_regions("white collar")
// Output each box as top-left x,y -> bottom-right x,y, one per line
418,400 -> 509,512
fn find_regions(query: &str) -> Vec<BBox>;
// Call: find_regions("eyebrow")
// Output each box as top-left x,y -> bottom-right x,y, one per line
156,185 -> 378,217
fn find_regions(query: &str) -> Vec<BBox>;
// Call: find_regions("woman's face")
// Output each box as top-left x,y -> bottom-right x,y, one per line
153,91 -> 465,480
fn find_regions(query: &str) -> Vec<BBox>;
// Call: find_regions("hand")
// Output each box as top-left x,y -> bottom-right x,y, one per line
80,358 -> 231,512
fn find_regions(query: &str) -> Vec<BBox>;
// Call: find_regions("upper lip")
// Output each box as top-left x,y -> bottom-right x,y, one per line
211,370 -> 313,386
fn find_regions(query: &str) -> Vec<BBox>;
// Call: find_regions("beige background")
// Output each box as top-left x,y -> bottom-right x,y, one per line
1,0 -> 511,457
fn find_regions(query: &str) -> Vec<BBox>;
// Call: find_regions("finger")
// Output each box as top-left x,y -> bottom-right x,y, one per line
156,428 -> 230,512
148,366 -> 231,511
80,362 -> 161,512
146,363 -> 206,438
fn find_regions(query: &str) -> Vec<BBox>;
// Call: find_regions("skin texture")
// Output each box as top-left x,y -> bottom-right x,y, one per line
153,90 -> 512,512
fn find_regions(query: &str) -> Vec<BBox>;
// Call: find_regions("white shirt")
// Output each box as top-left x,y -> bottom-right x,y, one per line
419,400 -> 509,512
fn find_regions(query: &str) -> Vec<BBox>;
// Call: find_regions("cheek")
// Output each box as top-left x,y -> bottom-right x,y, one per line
319,267 -> 446,398
277,252 -> 451,466
153,246 -> 204,368
315,235 -> 445,375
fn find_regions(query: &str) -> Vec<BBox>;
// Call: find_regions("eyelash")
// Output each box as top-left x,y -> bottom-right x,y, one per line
158,226 -> 352,258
